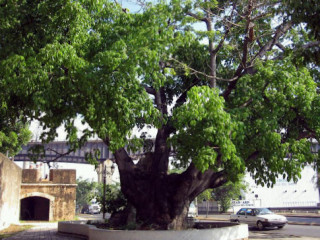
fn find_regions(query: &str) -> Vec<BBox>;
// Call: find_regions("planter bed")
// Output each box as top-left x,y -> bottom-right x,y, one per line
58,220 -> 248,240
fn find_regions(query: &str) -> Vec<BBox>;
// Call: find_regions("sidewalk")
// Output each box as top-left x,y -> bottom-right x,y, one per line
3,222 -> 85,240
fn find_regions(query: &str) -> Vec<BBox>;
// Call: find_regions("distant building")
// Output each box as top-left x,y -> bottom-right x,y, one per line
235,165 -> 319,211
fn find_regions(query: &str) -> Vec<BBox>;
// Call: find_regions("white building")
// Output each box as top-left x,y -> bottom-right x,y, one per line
242,165 -> 319,208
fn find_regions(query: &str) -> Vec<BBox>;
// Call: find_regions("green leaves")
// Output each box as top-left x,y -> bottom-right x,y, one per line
281,0 -> 320,40
212,175 -> 247,213
76,177 -> 99,207
1,0 -> 320,191
228,57 -> 319,186
171,86 -> 243,176
94,183 -> 127,214
0,126 -> 31,157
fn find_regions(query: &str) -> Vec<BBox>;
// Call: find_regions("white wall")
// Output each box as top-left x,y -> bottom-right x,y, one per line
0,154 -> 22,230
243,165 -> 319,208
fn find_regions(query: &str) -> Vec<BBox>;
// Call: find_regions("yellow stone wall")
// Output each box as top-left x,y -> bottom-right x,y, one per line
20,169 -> 76,221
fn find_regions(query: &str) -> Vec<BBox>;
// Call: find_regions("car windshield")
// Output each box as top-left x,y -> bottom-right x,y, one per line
255,208 -> 273,215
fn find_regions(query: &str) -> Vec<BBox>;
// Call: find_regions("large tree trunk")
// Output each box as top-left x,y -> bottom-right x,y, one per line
132,175 -> 191,230
111,144 -> 227,230
104,86 -> 228,229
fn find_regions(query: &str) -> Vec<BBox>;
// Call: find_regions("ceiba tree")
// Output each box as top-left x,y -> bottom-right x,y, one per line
1,0 -> 320,229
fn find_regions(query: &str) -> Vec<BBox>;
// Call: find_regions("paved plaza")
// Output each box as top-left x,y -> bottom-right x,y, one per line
3,223 -> 85,240
2,214 -> 320,240
3,223 -> 319,240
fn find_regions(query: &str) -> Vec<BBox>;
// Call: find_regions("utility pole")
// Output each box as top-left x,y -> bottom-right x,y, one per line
102,165 -> 107,220
101,160 -> 115,220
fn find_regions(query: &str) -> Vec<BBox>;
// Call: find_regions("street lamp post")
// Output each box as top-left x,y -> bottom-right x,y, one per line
102,161 -> 115,220
102,166 -> 106,220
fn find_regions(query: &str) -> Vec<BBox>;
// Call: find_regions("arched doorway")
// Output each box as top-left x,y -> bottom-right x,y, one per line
20,196 -> 50,221
20,192 -> 54,221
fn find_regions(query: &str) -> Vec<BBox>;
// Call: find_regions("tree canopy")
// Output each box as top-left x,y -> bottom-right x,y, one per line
0,120 -> 31,157
212,179 -> 247,213
76,177 -> 98,210
93,182 -> 127,215
1,0 -> 320,229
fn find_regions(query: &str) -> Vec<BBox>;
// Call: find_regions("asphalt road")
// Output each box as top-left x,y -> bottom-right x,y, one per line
287,216 -> 320,225
249,224 -> 320,239
198,214 -> 320,239
78,213 -> 107,220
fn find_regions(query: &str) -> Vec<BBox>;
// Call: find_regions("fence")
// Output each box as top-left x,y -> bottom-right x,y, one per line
197,201 -> 220,214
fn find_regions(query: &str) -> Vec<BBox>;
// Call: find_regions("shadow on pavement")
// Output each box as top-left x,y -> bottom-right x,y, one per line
249,227 -> 303,239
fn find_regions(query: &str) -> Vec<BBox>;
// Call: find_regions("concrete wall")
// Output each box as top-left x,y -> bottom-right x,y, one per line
0,153 -> 22,230
20,169 -> 77,221
58,221 -> 249,240
243,165 -> 320,208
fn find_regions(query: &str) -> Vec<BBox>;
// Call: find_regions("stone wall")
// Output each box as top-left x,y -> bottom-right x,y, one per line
0,153 -> 22,230
20,169 -> 77,221
50,169 -> 76,184
22,169 -> 42,183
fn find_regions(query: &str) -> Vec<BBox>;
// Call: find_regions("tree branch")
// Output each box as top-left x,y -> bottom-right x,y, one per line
245,151 -> 260,164
169,57 -> 239,82
273,41 -> 320,61
103,137 -> 134,172
178,163 -> 228,201
43,147 -> 74,163
223,21 -> 294,101
221,1 -> 256,100
283,107 -> 317,141
251,21 -> 293,63
301,41 -> 320,50
186,12 -> 208,23
171,75 -> 201,117
276,42 -> 286,52
142,84 -> 156,95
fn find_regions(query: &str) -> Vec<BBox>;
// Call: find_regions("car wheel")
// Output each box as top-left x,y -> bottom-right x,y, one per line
257,221 -> 264,230
278,226 -> 284,229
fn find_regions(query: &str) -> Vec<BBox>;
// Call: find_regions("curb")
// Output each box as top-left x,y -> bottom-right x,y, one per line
285,215 -> 320,218
288,221 -> 320,226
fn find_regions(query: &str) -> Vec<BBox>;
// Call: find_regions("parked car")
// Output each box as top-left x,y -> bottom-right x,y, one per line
188,202 -> 198,218
230,208 -> 287,230
89,204 -> 101,214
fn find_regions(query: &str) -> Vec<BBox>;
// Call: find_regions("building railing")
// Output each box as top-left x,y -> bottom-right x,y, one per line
270,206 -> 320,213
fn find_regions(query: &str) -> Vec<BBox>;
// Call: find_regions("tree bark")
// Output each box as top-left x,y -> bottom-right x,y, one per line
113,142 -> 227,229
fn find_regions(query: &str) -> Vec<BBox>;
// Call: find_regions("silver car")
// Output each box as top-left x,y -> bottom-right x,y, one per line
230,208 -> 287,230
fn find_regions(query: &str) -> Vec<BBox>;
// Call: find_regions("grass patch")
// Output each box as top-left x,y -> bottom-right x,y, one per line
20,220 -> 57,223
0,224 -> 34,239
